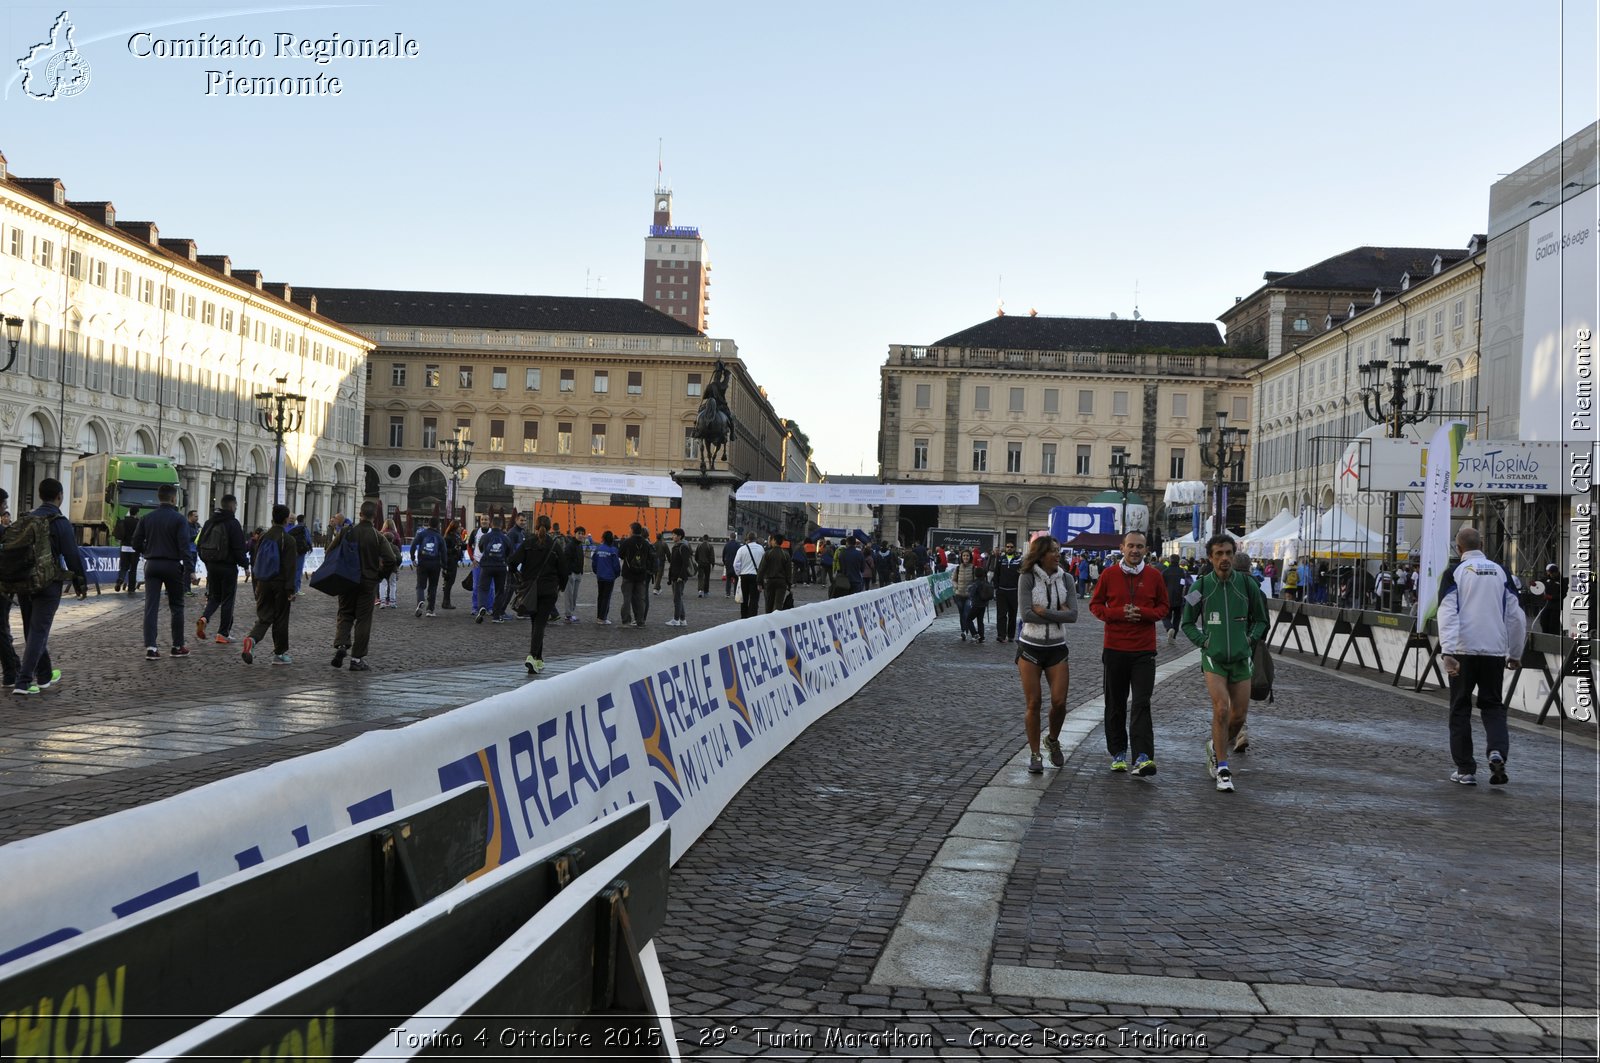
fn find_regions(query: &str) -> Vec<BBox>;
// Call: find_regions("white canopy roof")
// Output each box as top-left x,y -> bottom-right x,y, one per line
1241,508 -> 1296,554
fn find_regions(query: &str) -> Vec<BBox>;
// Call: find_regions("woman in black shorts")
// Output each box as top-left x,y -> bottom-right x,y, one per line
1016,535 -> 1078,774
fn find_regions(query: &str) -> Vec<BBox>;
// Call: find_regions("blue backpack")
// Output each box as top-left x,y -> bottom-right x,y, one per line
415,531 -> 442,569
252,535 -> 280,581
310,532 -> 364,596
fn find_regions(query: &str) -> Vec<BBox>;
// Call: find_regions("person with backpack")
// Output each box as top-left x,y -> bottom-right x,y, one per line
721,535 -> 740,598
113,505 -> 141,594
694,535 -> 716,597
473,516 -> 511,623
0,491 -> 19,688
329,500 -> 400,672
618,523 -> 655,627
666,528 -> 696,627
560,525 -> 586,623
8,477 -> 87,695
284,514 -> 312,600
195,495 -> 247,646
241,504 -> 299,665
1181,533 -> 1270,793
410,517 -> 445,616
731,531 -> 765,620
507,513 -> 569,675
440,519 -> 464,610
591,529 -> 621,624
131,482 -> 196,661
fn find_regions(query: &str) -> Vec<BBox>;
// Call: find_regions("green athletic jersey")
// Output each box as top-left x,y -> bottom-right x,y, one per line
1180,570 -> 1269,664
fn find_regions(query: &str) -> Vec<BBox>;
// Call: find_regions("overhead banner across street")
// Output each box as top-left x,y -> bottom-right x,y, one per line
502,464 -> 684,497
735,481 -> 978,505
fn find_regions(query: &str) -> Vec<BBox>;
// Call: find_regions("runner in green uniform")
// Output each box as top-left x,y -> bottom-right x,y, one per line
1180,534 -> 1269,792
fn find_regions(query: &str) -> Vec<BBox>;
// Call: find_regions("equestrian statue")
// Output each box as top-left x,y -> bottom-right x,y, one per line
692,359 -> 736,471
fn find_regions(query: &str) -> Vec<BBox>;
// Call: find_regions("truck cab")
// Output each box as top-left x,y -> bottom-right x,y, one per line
70,454 -> 185,546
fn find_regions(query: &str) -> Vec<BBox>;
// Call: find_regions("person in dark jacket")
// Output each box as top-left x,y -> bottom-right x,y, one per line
330,500 -> 400,672
759,532 -> 794,613
591,530 -> 621,623
131,484 -> 195,660
184,509 -> 202,596
440,519 -> 464,610
1161,555 -> 1187,641
839,537 -> 866,594
13,478 -> 87,695
694,535 -> 716,597
666,528 -> 695,626
618,523 -> 654,627
561,526 -> 586,622
990,538 -> 1023,643
241,504 -> 300,665
410,518 -> 446,616
113,505 -> 141,593
474,518 -> 510,623
195,495 -> 248,645
0,489 -> 18,687
721,535 -> 739,597
508,514 -> 568,675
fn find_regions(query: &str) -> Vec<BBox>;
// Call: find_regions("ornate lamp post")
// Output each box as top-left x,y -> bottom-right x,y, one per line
1196,411 -> 1249,539
1358,335 -> 1442,585
1108,452 -> 1146,535
254,375 -> 307,507
438,425 -> 473,522
2,316 -> 22,373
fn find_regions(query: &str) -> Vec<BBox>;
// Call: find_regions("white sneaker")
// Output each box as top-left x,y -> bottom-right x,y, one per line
1215,766 -> 1234,792
1450,770 -> 1478,785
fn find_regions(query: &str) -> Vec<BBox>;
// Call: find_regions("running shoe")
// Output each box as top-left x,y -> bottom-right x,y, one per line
415,602 -> 425,617
37,669 -> 62,690
331,645 -> 347,668
1206,739 -> 1217,779
1450,770 -> 1478,785
492,615 -> 509,624
1215,766 -> 1235,792
525,654 -> 537,675
475,609 -> 487,623
1132,754 -> 1158,777
425,611 -> 436,617
1027,754 -> 1044,775
170,646 -> 191,658
532,658 -> 545,674
1489,753 -> 1508,786
1234,728 -> 1250,754
599,618 -> 614,625
348,658 -> 371,672
1043,734 -> 1064,767
12,683 -> 40,696
146,647 -> 162,661
241,636 -> 255,664
271,654 -> 293,665
1110,753 -> 1129,773
214,635 -> 234,645
195,617 -> 207,640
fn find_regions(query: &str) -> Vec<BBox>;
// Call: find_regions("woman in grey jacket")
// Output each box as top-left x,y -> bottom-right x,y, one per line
1016,535 -> 1078,774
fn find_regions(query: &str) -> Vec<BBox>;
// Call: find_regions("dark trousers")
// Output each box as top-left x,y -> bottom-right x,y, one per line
493,571 -> 519,619
16,585 -> 62,687
117,551 -> 139,592
441,563 -> 458,607
1448,655 -> 1509,774
739,575 -> 760,618
995,588 -> 1018,640
143,559 -> 188,650
763,580 -> 788,613
247,581 -> 292,655
335,581 -> 378,658
416,565 -> 440,611
528,590 -> 559,659
1103,648 -> 1157,761
724,569 -> 735,596
697,568 -> 711,594
596,579 -> 616,621
473,568 -> 504,613
963,598 -> 987,638
202,564 -> 238,635
624,577 -> 650,624
673,579 -> 688,620
0,595 -> 20,685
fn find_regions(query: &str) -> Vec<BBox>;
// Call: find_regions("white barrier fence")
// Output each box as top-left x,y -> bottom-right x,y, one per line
0,580 -> 937,965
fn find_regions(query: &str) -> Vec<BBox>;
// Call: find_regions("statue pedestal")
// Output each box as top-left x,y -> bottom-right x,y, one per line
671,468 -> 747,540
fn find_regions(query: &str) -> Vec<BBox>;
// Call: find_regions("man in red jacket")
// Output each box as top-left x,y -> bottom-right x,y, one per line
1089,530 -> 1170,776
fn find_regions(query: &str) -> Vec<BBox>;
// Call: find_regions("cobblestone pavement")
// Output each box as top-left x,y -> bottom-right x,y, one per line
3,579 -> 1597,1058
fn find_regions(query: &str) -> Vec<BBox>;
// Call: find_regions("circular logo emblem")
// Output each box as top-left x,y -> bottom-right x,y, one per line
43,49 -> 92,98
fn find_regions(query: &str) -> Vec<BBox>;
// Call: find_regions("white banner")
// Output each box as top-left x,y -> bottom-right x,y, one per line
735,481 -> 979,505
1519,184 -> 1599,446
0,581 -> 936,966
1417,422 -> 1467,631
1355,437 -> 1586,496
502,464 -> 683,498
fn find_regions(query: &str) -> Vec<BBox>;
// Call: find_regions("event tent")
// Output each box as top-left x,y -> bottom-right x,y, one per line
1168,526 -> 1241,559
1297,505 -> 1386,559
1241,508 -> 1297,557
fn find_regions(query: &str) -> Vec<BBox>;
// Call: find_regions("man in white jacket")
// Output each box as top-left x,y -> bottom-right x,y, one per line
1436,526 -> 1526,786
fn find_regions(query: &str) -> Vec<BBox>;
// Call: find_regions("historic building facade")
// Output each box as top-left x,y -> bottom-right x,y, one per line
641,189 -> 710,331
879,315 -> 1259,548
0,150 -> 371,532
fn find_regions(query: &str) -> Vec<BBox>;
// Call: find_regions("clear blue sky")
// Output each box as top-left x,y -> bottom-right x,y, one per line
3,1 -> 1595,475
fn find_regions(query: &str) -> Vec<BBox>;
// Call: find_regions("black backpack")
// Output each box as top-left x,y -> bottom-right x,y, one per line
623,537 -> 651,577
0,515 -> 64,595
198,519 -> 231,563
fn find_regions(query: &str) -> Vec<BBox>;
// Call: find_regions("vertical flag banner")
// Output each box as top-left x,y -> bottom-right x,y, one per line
1417,421 -> 1468,632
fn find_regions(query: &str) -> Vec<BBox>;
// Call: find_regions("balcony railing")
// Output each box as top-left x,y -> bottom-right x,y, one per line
886,345 -> 1239,377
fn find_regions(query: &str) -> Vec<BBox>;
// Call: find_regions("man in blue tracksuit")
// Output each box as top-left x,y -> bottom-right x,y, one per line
131,483 -> 196,660
13,478 -> 87,695
410,518 -> 445,616
474,518 -> 510,622
1437,525 -> 1526,786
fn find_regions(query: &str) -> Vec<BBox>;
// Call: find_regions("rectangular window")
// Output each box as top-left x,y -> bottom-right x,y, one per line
6,228 -> 21,258
1232,396 -> 1248,421
67,250 -> 83,279
627,371 -> 643,395
489,419 -> 505,453
1453,299 -> 1465,329
558,421 -> 573,455
971,440 -> 988,472
912,438 -> 930,470
38,239 -> 54,270
183,295 -> 196,319
1172,392 -> 1189,417
492,367 -> 507,390
390,362 -> 406,387
29,323 -> 52,379
1041,443 -> 1057,475
365,360 -> 373,386
591,423 -> 606,455
92,260 -> 107,286
424,364 -> 440,388
593,370 -> 609,394
974,385 -> 990,411
202,301 -> 215,325
1043,388 -> 1059,414
458,365 -> 473,388
1170,448 -> 1186,479
422,417 -> 438,450
1076,445 -> 1092,476
525,367 -> 541,391
1078,389 -> 1094,415
625,424 -> 642,456
1113,391 -> 1129,416
560,368 -> 576,392
1006,441 -> 1023,473
455,417 -> 472,440
1434,308 -> 1445,335
1009,387 -> 1025,413
684,427 -> 701,460
686,372 -> 702,397
915,383 -> 931,409
220,308 -> 233,332
140,279 -> 154,304
362,415 -> 370,447
1416,317 -> 1427,342
522,420 -> 539,453
388,415 -> 404,448
87,339 -> 106,392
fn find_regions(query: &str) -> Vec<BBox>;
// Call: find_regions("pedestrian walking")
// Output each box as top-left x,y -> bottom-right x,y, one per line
721,535 -> 739,597
1438,526 -> 1526,786
183,509 -> 201,595
241,504 -> 299,665
952,549 -> 977,639
410,517 -> 445,616
1089,530 -> 1170,776
285,514 -> 312,599
440,519 -> 464,610
5,479 -> 87,695
0,492 -> 19,688
561,525 -> 586,622
329,501 -> 400,672
694,535 -> 715,597
653,528 -> 671,596
378,518 -> 403,608
1180,534 -> 1269,793
1161,554 -> 1187,641
195,495 -> 248,646
113,505 -> 141,594
1015,535 -> 1077,774
837,537 -> 866,596
758,531 -> 792,613
508,514 -> 568,675
732,532 -> 764,619
473,517 -> 510,623
592,530 -> 621,624
965,565 -> 994,641
618,522 -> 654,627
130,483 -> 194,661
990,538 -> 1022,643
667,528 -> 695,626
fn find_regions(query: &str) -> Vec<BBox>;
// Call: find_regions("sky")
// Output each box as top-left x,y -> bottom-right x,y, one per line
1,1 -> 1595,476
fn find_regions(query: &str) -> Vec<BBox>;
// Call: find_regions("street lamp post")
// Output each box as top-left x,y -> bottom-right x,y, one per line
1196,411 -> 1249,540
3,316 -> 23,373
1357,336 -> 1442,590
253,375 -> 307,508
438,426 -> 473,522
1108,453 -> 1146,535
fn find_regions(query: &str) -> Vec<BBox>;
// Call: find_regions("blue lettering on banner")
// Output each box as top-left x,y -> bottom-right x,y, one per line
233,845 -> 264,870
346,790 -> 395,824
291,825 -> 310,847
437,748 -> 522,870
109,872 -> 200,918
629,676 -> 685,818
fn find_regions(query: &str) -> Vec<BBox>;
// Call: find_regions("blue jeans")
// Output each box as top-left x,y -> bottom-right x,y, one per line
473,568 -> 503,612
16,585 -> 62,686
143,559 -> 187,650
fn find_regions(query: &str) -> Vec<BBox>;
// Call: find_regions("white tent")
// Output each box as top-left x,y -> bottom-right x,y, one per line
1300,505 -> 1386,559
1241,508 -> 1296,557
1169,526 -> 1242,559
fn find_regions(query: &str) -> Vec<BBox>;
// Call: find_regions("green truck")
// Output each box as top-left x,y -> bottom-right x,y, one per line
70,453 -> 185,546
